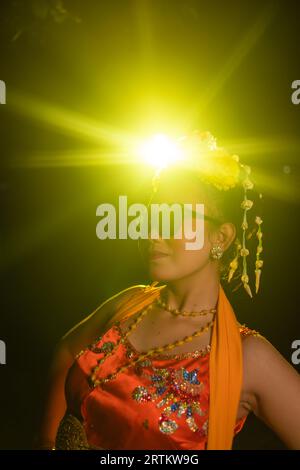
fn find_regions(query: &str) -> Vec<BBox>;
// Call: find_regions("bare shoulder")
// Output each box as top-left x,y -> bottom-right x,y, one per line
240,325 -> 300,404
240,325 -> 290,376
240,325 -> 300,449
60,284 -> 146,358
240,326 -> 286,366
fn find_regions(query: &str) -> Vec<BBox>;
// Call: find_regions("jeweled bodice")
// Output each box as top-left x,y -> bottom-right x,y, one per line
56,316 -> 260,450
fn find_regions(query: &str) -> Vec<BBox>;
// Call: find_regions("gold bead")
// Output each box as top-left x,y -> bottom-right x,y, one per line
89,301 -> 216,389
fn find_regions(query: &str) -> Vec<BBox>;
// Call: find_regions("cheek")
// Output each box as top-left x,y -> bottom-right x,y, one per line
170,223 -> 211,256
147,226 -> 212,280
167,233 -> 211,270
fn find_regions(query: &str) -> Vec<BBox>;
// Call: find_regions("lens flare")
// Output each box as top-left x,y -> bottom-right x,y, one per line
138,133 -> 183,169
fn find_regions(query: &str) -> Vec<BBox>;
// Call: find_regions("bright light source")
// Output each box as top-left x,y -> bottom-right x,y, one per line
138,133 -> 182,169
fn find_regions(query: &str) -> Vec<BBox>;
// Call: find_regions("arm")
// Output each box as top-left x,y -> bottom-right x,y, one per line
35,340 -> 74,449
35,284 -> 144,449
243,334 -> 300,449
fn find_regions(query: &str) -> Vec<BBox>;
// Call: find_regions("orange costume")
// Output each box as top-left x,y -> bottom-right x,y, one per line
55,282 -> 261,450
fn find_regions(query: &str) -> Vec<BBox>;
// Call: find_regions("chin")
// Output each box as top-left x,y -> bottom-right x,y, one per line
149,266 -> 172,282
148,266 -> 183,283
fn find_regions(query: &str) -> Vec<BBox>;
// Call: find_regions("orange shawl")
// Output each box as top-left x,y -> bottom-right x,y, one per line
109,281 -> 243,450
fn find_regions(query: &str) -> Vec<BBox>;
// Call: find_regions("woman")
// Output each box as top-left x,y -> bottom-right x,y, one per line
37,131 -> 300,450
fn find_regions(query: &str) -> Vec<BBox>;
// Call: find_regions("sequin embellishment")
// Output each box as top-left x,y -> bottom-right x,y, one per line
132,359 -> 208,436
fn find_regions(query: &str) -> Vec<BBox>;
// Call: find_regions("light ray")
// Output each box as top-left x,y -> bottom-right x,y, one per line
9,149 -> 137,169
9,90 -> 138,148
222,135 -> 300,157
253,168 -> 300,204
186,3 -> 278,126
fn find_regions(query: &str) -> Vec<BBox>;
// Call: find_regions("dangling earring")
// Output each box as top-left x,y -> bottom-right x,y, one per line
210,244 -> 224,260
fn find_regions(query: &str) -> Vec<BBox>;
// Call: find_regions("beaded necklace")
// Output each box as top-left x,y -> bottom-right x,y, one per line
90,299 -> 215,389
156,296 -> 217,317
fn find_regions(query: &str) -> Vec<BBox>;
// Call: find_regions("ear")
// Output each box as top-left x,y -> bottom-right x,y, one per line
210,222 -> 236,251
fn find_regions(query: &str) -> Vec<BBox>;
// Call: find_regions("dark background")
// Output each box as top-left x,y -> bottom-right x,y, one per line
0,0 -> 299,449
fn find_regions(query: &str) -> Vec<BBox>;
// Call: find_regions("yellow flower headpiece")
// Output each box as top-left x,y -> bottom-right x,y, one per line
152,130 -> 264,297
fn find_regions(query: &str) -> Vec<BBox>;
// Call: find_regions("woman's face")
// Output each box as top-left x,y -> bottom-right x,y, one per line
140,170 -> 222,282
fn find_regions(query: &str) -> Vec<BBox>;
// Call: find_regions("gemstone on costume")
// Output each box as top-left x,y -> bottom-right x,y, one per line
131,362 -> 208,436
126,350 -> 135,359
198,419 -> 208,436
88,335 -> 103,353
186,416 -> 199,432
100,341 -> 116,353
159,415 -> 179,434
132,386 -> 151,402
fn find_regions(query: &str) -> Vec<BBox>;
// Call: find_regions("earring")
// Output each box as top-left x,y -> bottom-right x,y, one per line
210,244 -> 224,260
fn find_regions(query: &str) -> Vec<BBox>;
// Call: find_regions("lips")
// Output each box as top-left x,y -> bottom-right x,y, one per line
149,250 -> 169,260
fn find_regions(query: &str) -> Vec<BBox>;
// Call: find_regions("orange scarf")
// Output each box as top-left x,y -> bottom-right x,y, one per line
110,282 -> 243,450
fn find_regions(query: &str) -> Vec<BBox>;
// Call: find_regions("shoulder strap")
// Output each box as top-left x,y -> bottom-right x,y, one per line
239,323 -> 262,339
